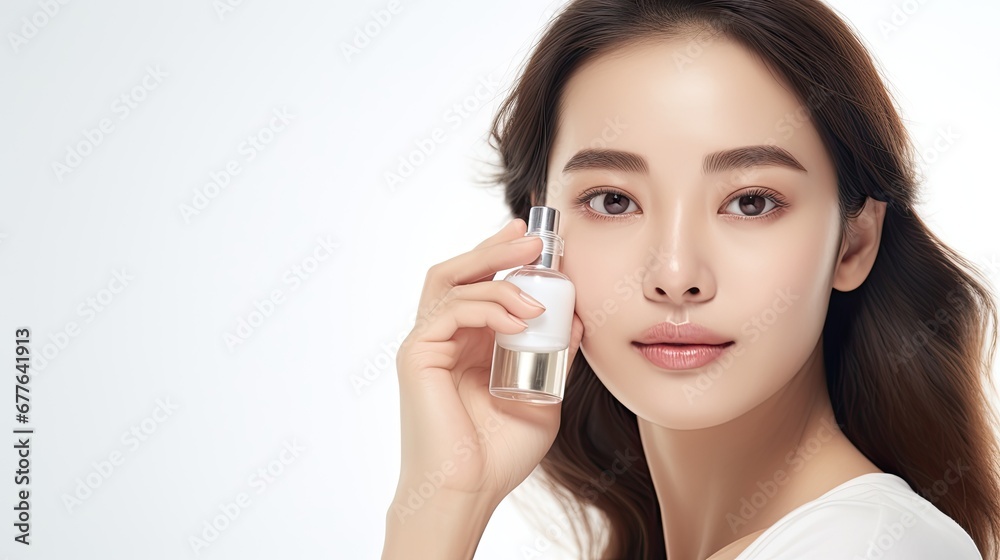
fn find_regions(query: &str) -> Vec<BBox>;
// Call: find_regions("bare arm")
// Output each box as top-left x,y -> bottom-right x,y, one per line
382,485 -> 498,559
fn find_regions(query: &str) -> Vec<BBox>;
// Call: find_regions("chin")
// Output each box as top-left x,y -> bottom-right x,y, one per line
582,342 -> 769,430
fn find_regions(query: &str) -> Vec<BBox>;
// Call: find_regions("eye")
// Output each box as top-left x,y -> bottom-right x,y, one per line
574,187 -> 640,221
721,187 -> 789,220
573,186 -> 789,222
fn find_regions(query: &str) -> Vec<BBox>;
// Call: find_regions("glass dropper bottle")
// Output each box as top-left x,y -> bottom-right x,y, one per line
489,206 -> 576,404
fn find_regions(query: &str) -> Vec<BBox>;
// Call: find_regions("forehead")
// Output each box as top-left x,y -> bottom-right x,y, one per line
549,37 -> 827,175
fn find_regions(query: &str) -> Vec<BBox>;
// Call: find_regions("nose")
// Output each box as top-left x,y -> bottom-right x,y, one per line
641,220 -> 717,306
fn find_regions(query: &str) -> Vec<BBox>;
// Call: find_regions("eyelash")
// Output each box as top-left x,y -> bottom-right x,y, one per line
573,187 -> 790,223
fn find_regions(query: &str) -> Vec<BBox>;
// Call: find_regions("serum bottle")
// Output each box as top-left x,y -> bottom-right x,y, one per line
490,206 -> 576,404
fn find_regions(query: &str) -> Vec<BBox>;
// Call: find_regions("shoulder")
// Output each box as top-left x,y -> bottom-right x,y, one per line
738,473 -> 982,560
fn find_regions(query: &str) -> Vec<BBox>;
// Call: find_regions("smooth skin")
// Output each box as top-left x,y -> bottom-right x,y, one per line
382,220 -> 585,559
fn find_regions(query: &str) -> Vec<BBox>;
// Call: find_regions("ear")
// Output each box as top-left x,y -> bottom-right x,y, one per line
833,197 -> 887,292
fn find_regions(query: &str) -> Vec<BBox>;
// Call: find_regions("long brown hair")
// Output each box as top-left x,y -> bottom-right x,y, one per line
483,0 -> 1000,557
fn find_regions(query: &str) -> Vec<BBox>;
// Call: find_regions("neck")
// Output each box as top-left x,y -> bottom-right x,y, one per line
637,343 -> 877,560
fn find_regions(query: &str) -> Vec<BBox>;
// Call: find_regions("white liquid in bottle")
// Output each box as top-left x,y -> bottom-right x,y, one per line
495,274 -> 575,352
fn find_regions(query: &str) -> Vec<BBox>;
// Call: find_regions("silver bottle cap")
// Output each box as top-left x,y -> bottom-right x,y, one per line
526,206 -> 563,270
527,206 -> 559,235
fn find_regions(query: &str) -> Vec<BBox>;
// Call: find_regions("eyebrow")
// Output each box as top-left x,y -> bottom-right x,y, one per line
560,145 -> 807,175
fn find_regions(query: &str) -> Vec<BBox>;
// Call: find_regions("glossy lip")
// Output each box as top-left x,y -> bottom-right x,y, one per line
631,341 -> 734,370
634,321 -> 733,346
632,321 -> 735,371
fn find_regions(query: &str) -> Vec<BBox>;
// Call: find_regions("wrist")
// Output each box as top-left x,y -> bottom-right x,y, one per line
382,485 -> 499,560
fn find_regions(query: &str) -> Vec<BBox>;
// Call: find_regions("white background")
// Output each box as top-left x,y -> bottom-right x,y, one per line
1,0 -> 998,558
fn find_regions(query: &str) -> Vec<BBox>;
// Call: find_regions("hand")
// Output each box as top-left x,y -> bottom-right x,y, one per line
392,217 -> 585,514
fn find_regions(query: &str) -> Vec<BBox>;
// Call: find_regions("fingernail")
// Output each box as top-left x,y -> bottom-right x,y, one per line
508,313 -> 529,327
518,291 -> 545,309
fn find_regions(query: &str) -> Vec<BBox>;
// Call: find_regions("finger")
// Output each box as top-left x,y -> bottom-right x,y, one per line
428,235 -> 543,290
420,234 -> 544,310
435,280 -> 547,318
415,300 -> 529,345
415,218 -> 526,313
472,217 -> 526,250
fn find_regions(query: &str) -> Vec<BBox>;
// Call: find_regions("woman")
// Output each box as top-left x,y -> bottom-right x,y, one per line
382,1 -> 1000,558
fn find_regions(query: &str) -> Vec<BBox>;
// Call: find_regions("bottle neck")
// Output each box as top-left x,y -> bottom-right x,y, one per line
530,251 -> 561,270
525,231 -> 564,271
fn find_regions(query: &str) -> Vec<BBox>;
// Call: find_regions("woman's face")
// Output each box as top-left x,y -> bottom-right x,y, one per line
545,36 -> 845,429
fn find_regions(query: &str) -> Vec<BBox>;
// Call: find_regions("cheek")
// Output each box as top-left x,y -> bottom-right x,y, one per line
727,222 -> 838,375
727,209 -> 840,316
560,230 -> 642,335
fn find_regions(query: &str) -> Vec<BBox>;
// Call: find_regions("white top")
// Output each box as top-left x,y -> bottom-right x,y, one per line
735,472 -> 982,559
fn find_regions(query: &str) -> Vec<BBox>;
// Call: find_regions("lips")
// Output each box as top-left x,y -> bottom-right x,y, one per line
631,321 -> 734,370
631,341 -> 734,370
633,321 -> 732,346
